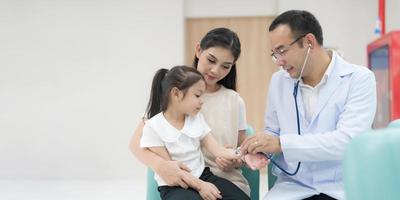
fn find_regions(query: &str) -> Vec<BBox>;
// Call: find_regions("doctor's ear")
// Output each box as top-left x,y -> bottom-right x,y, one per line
304,33 -> 316,48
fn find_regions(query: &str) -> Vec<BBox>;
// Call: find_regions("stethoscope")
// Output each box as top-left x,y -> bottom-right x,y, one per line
259,44 -> 311,176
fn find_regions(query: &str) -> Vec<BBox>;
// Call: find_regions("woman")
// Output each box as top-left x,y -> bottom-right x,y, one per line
130,27 -> 250,199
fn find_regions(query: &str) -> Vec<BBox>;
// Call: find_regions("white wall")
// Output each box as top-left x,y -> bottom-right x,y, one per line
1,0 -> 397,181
387,0 -> 400,33
184,0 -> 278,18
0,0 -> 183,179
185,0 -> 380,66
277,0 -> 377,66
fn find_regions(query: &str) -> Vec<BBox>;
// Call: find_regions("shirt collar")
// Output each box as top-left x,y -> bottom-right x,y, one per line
148,113 -> 207,143
300,49 -> 336,87
324,50 -> 336,79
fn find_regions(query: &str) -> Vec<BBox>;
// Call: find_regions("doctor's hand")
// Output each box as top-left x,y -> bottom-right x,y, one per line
240,133 -> 282,155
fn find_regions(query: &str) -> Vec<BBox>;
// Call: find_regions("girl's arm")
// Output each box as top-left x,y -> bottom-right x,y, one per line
201,133 -> 240,160
215,130 -> 247,171
129,120 -> 193,188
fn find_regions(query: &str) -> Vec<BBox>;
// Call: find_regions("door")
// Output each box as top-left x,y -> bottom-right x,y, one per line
185,17 -> 277,131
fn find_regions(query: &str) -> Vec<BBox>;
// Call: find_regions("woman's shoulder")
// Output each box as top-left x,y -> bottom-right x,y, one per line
219,85 -> 242,99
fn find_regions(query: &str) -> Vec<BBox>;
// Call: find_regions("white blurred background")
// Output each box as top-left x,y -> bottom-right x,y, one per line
0,0 -> 399,199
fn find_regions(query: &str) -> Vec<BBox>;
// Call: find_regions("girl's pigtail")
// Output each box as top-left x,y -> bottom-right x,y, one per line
145,68 -> 169,119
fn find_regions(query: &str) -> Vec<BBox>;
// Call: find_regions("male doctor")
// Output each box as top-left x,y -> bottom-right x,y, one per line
241,10 -> 376,200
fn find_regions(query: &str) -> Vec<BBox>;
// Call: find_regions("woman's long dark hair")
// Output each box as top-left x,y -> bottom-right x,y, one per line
145,66 -> 205,119
193,27 -> 241,91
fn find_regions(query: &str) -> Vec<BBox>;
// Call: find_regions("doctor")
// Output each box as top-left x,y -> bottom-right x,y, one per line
241,10 -> 376,200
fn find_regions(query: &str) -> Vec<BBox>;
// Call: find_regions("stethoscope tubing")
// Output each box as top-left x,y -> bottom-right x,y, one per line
264,80 -> 301,176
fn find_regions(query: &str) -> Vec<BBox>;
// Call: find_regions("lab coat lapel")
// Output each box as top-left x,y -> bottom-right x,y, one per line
309,55 -> 354,126
309,70 -> 343,125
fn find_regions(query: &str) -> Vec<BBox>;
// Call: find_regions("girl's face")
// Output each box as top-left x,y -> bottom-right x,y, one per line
178,80 -> 206,116
195,46 -> 235,87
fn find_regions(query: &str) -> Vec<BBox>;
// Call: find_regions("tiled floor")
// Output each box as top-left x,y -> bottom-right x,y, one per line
0,179 -> 145,200
0,173 -> 268,200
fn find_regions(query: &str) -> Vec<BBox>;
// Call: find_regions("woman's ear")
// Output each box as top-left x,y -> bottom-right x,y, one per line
195,43 -> 201,59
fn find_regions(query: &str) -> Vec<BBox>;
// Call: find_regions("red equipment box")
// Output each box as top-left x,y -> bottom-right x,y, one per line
367,31 -> 400,128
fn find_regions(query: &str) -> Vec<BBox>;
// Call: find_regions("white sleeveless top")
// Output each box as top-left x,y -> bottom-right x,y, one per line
200,85 -> 250,196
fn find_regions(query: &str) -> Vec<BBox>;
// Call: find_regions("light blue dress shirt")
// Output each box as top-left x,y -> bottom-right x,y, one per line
263,51 -> 377,200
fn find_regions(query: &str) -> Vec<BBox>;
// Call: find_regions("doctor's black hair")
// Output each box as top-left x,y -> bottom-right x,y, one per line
145,65 -> 205,119
269,10 -> 323,46
193,27 -> 241,91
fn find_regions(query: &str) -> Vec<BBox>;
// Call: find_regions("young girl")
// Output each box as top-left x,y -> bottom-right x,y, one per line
140,66 -> 249,200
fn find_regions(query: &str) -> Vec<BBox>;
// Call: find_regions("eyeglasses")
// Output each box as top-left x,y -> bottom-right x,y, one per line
270,34 -> 307,63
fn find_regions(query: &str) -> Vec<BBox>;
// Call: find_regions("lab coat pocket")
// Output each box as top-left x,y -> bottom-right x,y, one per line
326,95 -> 345,114
321,101 -> 345,127
334,166 -> 343,182
314,162 -> 336,183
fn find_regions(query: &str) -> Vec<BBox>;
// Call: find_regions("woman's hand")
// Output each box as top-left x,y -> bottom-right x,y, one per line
198,181 -> 222,200
155,160 -> 194,189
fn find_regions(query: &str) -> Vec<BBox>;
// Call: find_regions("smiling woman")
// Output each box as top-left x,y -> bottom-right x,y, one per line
185,17 -> 276,132
195,46 -> 235,92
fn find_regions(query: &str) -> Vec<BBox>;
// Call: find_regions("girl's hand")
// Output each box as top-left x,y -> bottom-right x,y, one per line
215,157 -> 243,172
198,181 -> 222,200
215,144 -> 243,171
222,145 -> 242,160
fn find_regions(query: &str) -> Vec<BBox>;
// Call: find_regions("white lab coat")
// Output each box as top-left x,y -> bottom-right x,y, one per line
263,51 -> 377,200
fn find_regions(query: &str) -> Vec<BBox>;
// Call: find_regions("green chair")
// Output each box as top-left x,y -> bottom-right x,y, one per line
146,169 -> 161,200
267,162 -> 277,190
387,119 -> 400,128
146,126 -> 260,200
344,120 -> 400,200
243,126 -> 260,200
